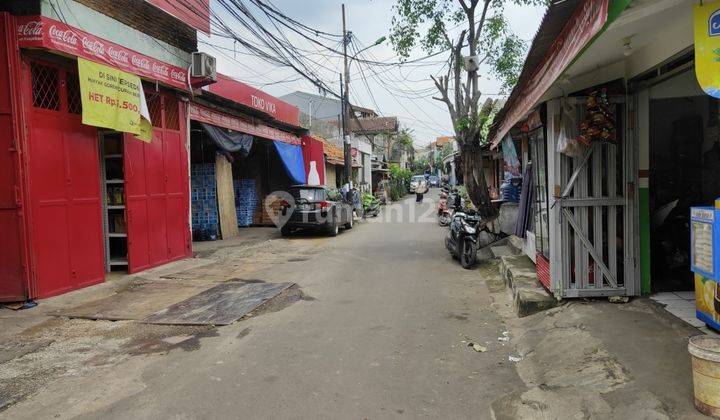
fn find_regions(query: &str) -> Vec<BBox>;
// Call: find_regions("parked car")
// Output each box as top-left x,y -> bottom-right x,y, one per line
428,175 -> 440,187
410,175 -> 426,192
279,185 -> 354,237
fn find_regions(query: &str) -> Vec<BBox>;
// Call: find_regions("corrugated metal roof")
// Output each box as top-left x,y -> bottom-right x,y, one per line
487,0 -> 581,144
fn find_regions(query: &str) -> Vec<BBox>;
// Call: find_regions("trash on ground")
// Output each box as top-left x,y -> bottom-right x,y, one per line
609,296 -> 630,304
468,342 -> 487,352
2,300 -> 38,311
508,355 -> 522,363
498,336 -> 509,342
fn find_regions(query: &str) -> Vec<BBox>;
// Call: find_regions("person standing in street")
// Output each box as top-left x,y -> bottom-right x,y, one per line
416,178 -> 428,203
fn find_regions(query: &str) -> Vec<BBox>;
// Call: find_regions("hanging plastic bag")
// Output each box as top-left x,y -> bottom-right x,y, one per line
556,100 -> 583,158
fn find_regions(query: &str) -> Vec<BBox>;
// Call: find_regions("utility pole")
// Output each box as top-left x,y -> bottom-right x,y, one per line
341,3 -> 352,185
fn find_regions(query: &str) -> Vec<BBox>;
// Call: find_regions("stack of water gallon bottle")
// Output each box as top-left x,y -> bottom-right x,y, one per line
234,179 -> 258,227
191,163 -> 219,241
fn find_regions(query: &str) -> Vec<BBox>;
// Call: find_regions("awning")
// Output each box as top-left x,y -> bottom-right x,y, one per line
273,142 -> 306,185
16,16 -> 189,90
488,0 -> 610,148
200,123 -> 253,157
188,103 -> 301,145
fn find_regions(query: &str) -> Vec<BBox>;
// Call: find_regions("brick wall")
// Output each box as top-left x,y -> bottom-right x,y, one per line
74,0 -> 197,52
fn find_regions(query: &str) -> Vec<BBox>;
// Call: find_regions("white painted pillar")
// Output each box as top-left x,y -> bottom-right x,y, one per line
546,98 -> 564,296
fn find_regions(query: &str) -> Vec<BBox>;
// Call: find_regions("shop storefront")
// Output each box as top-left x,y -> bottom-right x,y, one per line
186,97 -> 309,240
488,0 -> 720,313
0,13 -> 193,300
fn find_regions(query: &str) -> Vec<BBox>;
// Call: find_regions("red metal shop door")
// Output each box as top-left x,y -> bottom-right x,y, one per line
24,60 -> 105,298
125,93 -> 190,273
0,13 -> 29,301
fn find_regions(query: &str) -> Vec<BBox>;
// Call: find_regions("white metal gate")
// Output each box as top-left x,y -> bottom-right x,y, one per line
552,97 -> 637,297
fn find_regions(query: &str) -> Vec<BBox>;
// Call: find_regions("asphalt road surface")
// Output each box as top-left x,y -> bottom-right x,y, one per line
7,191 -> 524,419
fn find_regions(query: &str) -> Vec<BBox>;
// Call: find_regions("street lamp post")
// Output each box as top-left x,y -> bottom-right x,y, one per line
341,3 -> 385,185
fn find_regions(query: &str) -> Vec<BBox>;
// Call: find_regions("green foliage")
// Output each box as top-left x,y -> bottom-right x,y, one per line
390,0 -> 464,60
479,99 -> 500,143
362,192 -> 378,207
410,155 -> 431,174
390,0 -> 548,93
435,141 -> 454,169
388,164 -> 413,201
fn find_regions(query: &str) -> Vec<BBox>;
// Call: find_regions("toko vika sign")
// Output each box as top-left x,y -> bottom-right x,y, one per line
207,74 -> 300,127
16,16 -> 189,90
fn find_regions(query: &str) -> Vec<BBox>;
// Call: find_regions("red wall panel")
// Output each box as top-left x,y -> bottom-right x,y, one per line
302,136 -> 325,186
0,13 -> 29,301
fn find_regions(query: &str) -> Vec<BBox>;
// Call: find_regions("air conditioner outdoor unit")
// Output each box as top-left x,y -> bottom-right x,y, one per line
191,52 -> 217,81
463,55 -> 479,72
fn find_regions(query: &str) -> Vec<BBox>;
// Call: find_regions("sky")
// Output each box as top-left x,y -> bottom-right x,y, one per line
199,1 -> 546,147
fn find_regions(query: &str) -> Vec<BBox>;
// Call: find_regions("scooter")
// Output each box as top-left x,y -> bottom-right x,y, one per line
445,209 -> 483,269
437,187 -> 451,226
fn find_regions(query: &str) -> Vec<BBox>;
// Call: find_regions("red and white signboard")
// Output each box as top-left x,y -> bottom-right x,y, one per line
147,0 -> 210,35
188,103 -> 301,145
16,16 -> 189,90
490,0 -> 609,148
207,74 -> 300,127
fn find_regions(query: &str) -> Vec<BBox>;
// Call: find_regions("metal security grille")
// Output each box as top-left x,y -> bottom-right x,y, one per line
553,97 -> 636,297
66,72 -> 82,114
31,62 -> 60,111
164,96 -> 180,131
147,93 -> 162,128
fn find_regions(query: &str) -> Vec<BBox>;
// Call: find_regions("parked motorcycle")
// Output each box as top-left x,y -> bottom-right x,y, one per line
445,210 -> 484,269
362,193 -> 380,218
437,187 -> 451,226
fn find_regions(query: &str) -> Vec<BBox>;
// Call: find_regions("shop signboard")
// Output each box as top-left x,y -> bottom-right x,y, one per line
694,1 -> 720,98
77,58 -> 152,141
188,103 -> 301,145
207,74 -> 300,126
16,16 -> 189,91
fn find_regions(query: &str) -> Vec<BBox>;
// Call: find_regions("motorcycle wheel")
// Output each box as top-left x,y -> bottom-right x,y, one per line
460,240 -> 477,269
438,213 -> 450,226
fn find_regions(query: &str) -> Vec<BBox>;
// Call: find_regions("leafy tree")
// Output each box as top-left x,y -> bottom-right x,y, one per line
376,127 -> 416,162
390,0 -> 545,219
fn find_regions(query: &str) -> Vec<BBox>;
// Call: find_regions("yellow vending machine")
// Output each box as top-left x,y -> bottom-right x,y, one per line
690,205 -> 720,330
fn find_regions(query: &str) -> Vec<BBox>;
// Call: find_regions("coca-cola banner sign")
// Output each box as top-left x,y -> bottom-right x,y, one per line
188,103 -> 301,145
17,16 -> 189,90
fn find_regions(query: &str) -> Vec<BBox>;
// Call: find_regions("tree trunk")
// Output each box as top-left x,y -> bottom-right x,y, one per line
461,142 -> 497,221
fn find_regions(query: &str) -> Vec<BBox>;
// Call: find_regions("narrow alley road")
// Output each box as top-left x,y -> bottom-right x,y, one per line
2,192 -> 524,419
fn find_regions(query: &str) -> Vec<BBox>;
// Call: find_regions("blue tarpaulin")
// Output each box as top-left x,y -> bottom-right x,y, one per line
273,141 -> 306,185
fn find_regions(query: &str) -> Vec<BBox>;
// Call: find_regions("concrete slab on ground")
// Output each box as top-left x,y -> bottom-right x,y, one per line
143,281 -> 294,325
491,245 -> 514,258
500,254 -> 558,317
53,278 -> 222,321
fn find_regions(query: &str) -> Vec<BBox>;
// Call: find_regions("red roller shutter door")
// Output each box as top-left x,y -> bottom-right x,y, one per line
24,60 -> 104,298
125,94 -> 190,274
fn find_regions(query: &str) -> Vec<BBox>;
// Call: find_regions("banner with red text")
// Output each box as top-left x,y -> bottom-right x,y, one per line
17,15 -> 189,91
